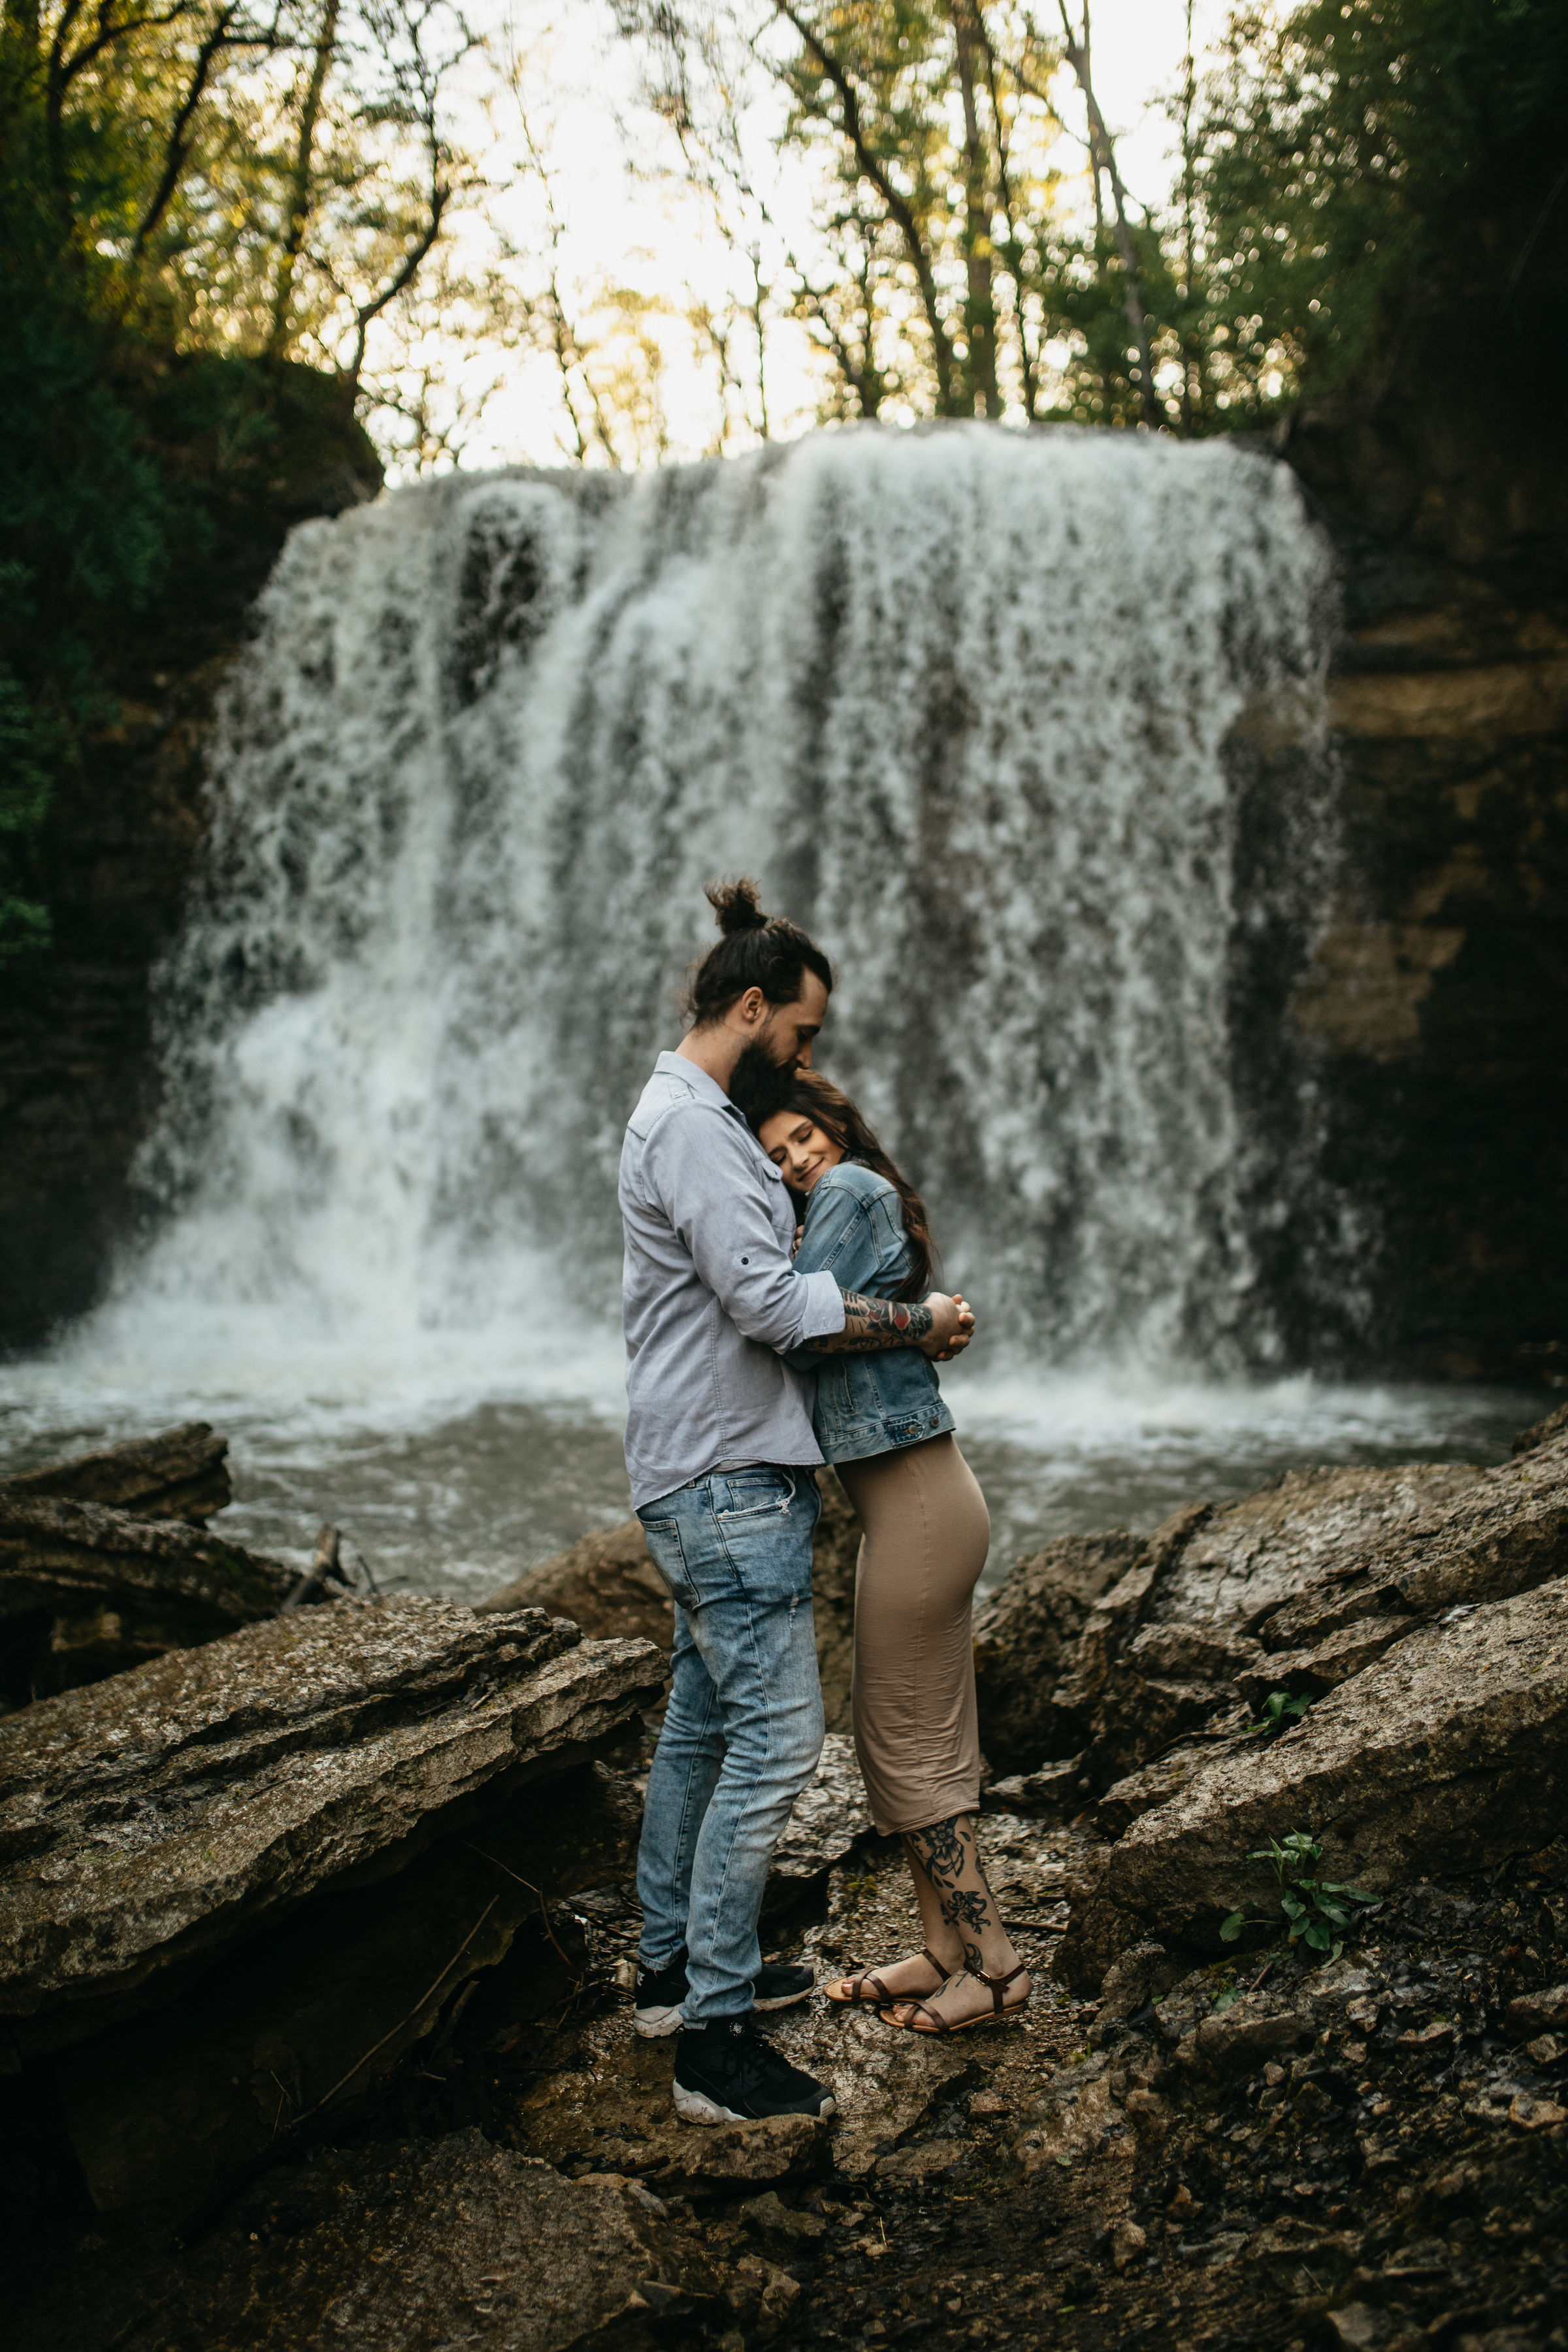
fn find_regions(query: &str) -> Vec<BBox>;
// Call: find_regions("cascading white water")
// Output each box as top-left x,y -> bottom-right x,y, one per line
128,422 -> 1343,1379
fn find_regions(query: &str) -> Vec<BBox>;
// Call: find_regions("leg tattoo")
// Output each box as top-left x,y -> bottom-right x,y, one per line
905,1816 -> 993,1973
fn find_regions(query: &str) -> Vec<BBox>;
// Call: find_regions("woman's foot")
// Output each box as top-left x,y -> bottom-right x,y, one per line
881,1961 -> 1032,2034
824,1945 -> 956,2006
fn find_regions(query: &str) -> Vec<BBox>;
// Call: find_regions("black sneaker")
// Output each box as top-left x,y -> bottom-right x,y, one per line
634,1949 -> 689,2040
674,2015 -> 836,2125
634,1950 -> 816,2038
755,1959 -> 816,2012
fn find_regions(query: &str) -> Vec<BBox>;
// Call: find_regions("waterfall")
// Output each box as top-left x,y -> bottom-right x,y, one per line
129,423 -> 1347,1379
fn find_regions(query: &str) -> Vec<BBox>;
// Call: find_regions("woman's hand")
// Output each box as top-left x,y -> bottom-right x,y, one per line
917,1293 -> 976,1361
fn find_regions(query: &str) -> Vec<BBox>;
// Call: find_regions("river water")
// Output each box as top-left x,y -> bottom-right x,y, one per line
2,426 -> 1549,1593
1,1317 -> 1543,1604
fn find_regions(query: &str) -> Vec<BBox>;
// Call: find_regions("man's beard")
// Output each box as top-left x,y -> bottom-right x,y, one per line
728,1039 -> 798,1124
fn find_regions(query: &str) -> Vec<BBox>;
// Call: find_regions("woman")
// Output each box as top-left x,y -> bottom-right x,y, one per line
750,1069 -> 1030,2034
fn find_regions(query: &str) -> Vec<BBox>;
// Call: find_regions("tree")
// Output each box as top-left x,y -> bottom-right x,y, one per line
0,0 -> 474,956
1195,0 -> 1568,417
627,1 -> 1070,424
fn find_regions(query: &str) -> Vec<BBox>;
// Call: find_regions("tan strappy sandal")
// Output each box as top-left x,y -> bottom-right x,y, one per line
824,1947 -> 949,2008
877,1959 -> 1030,2034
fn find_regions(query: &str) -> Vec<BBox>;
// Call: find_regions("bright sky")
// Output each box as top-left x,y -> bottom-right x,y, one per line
415,1 -> 1232,473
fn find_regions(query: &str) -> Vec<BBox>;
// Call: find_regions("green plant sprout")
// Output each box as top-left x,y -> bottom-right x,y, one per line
1220,1830 -> 1376,1961
1244,1690 -> 1314,1739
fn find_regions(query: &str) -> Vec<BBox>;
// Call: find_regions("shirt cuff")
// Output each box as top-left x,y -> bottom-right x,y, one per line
795,1268 -> 847,1343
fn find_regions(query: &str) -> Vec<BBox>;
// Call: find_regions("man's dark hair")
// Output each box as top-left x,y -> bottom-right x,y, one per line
683,877 -> 833,1028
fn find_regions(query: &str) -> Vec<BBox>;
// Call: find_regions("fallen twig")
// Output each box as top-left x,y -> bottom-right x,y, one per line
294,1897 -> 500,2122
284,1524 -> 352,1610
466,1842 -> 578,1970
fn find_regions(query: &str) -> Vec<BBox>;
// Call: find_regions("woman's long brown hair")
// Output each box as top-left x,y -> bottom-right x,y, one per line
749,1068 -> 937,1301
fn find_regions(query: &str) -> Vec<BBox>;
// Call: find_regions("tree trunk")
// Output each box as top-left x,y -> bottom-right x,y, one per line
954,1 -> 1002,418
267,0 -> 341,362
1053,0 -> 1166,428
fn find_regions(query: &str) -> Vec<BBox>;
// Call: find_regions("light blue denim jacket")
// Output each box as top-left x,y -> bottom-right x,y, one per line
789,1162 -> 955,1465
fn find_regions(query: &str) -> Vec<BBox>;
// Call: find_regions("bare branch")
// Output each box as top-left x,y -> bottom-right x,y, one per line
1041,0 -> 1168,425
130,0 -> 245,261
267,0 -> 342,360
766,0 -> 957,414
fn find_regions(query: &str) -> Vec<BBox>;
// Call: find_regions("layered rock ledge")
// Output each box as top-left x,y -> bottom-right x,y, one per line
0,1424 -> 291,1706
0,1597 -> 666,2058
968,1422 -> 1568,1995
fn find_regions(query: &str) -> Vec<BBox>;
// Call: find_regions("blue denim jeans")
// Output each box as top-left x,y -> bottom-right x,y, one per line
635,1463 -> 825,2022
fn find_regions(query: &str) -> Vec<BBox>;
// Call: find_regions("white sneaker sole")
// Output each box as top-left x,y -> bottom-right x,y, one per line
635,1970 -> 814,2032
753,1982 -> 814,2012
672,2082 -> 836,2126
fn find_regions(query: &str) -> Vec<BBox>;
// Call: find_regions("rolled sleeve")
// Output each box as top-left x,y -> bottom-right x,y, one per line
794,1267 -> 848,1344
644,1104 -> 846,1355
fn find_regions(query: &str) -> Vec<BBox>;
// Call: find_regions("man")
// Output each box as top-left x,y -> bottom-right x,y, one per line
620,878 -> 974,2125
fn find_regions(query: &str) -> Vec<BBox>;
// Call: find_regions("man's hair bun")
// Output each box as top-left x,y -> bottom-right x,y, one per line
683,877 -> 832,1028
706,876 -> 770,936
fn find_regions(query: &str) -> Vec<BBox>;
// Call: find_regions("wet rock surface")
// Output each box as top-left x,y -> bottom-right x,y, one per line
7,1411 -> 1568,2348
970,1458 -> 1514,1805
770,1734 -> 874,1889
0,1597 -> 665,2051
7,1808 -> 1566,2351
0,1422 -> 233,1524
0,1424 -> 290,1706
1060,1570 -> 1568,1991
50,1756 -> 647,2212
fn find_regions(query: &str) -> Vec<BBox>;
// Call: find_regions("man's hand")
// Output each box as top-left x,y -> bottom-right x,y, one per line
921,1292 -> 976,1362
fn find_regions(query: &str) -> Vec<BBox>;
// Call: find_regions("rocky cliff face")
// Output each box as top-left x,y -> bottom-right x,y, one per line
0,363 -> 383,1348
1282,340 -> 1568,1379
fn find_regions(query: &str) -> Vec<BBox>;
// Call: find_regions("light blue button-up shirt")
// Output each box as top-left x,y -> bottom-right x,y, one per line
619,1051 -> 847,1508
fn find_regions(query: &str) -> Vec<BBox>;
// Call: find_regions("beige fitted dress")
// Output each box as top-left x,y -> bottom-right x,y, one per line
836,1432 -> 991,1835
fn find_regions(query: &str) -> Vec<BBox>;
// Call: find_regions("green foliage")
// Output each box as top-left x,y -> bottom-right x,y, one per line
0,269 -> 171,956
1244,1688 -> 1315,1740
1193,0 -> 1568,414
0,0 -> 433,960
1220,1829 -> 1376,1961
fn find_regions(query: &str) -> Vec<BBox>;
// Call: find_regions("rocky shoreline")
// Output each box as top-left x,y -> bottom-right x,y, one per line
3,1406 -> 1566,2351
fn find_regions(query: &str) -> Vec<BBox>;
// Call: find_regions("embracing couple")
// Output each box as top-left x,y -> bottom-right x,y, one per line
619,878 -> 1030,2129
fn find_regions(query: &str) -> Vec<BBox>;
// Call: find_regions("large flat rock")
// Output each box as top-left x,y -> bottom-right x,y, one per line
54,1759 -> 645,2212
1058,1571 -> 1568,1988
0,1489 -> 293,1705
0,1597 -> 665,2050
1145,1461 -> 1486,1633
14,2130 -> 738,2352
1,1422 -> 232,1525
970,1433 -> 1568,1816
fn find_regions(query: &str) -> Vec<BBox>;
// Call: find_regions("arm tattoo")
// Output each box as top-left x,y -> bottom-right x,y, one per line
812,1292 -> 933,1354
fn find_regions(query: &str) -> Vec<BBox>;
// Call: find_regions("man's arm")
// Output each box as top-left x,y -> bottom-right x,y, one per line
813,1291 -> 974,1360
644,1104 -> 847,1352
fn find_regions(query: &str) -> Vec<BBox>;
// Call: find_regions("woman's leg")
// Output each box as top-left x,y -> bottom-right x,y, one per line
883,1812 -> 1030,2027
823,1437 -> 997,2005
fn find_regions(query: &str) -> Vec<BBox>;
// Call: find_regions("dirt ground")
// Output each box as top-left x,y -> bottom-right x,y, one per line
7,1810 -> 1567,2352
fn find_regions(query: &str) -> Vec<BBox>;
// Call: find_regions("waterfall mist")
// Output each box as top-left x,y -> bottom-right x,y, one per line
123,423 -> 1353,1389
